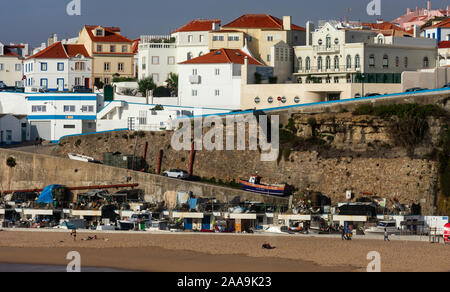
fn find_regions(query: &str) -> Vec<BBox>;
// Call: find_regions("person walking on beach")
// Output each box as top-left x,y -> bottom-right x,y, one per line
341,226 -> 346,240
384,228 -> 390,242
70,229 -> 77,241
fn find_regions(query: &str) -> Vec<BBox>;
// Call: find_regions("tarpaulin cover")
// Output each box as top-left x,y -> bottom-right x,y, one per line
163,191 -> 177,209
188,198 -> 198,210
37,185 -> 62,204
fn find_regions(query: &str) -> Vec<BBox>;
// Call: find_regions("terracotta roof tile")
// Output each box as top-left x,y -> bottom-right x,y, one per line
171,19 -> 221,34
84,25 -> 132,43
27,42 -> 90,59
223,14 -> 305,31
27,42 -> 68,59
180,48 -> 262,65
63,44 -> 90,58
439,41 -> 450,48
425,18 -> 450,29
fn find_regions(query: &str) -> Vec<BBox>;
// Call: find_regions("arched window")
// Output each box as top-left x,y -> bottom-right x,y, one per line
378,36 -> 384,44
306,57 -> 311,70
383,55 -> 389,68
404,56 -> 408,68
298,57 -> 303,71
369,54 -> 375,67
395,56 -> 399,67
355,54 -> 360,69
326,35 -> 331,49
423,57 -> 429,68
318,56 -> 323,71
187,52 -> 193,60
326,56 -> 331,70
198,52 -> 203,57
334,56 -> 339,70
346,55 -> 352,69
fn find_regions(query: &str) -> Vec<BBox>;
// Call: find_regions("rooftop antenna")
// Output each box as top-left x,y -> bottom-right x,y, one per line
345,7 -> 352,23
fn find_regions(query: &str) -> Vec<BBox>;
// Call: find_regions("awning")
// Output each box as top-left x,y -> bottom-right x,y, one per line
229,213 -> 257,220
172,212 -> 204,219
23,209 -> 53,216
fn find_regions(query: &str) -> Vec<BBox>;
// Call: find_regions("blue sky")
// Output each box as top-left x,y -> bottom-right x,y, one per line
0,0 -> 448,46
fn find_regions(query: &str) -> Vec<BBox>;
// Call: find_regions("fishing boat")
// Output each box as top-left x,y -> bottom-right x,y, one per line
68,153 -> 95,163
238,175 -> 287,196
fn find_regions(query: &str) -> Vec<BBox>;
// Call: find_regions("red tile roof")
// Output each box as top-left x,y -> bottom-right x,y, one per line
171,19 -> 221,34
362,22 -> 405,31
439,41 -> 450,48
180,48 -> 263,65
27,42 -> 90,59
425,18 -> 450,29
27,42 -> 68,59
63,44 -> 90,58
1,47 -> 20,57
223,14 -> 305,31
84,25 -> 132,43
132,39 -> 140,54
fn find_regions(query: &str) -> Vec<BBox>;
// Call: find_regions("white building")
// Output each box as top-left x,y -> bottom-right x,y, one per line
0,114 -> 29,145
171,19 -> 221,63
24,42 -> 92,92
138,35 -> 177,86
136,19 -> 221,89
439,41 -> 450,66
423,18 -> 450,42
293,21 -> 437,99
26,93 -> 103,142
178,48 -> 266,109
96,99 -> 230,132
0,43 -> 26,87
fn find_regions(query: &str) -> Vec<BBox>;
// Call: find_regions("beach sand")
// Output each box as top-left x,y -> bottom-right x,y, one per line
0,230 -> 448,272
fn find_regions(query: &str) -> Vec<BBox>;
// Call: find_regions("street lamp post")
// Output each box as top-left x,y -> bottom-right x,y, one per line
361,73 -> 365,97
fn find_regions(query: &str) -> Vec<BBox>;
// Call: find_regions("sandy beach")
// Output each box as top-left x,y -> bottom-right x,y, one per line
0,230 -> 448,272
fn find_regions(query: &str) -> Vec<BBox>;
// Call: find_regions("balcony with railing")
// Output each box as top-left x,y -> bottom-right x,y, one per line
313,45 -> 340,53
296,65 -> 361,74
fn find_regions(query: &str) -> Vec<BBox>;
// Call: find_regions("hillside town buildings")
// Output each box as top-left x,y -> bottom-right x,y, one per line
0,7 -> 449,142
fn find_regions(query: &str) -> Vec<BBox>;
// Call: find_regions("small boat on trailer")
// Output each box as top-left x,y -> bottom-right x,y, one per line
238,175 -> 287,197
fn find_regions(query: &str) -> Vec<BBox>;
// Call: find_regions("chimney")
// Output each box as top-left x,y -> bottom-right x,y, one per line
427,0 -> 431,12
447,5 -> 449,14
283,16 -> 292,31
212,22 -> 220,31
306,21 -> 315,46
413,25 -> 420,38
407,8 -> 411,14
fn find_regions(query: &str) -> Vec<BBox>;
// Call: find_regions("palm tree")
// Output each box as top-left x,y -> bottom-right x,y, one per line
165,73 -> 178,97
138,77 -> 157,97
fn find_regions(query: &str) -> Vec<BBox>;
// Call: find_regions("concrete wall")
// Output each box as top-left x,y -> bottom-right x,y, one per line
0,148 -> 287,206
402,67 -> 450,90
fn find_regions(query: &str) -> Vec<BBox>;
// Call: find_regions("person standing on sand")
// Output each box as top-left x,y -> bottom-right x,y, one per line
70,229 -> 77,241
384,228 -> 390,241
341,227 -> 346,240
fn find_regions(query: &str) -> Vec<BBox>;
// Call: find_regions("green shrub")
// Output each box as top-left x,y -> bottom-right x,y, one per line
6,157 -> 16,168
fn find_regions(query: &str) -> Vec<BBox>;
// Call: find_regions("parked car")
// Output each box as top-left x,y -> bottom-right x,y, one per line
365,93 -> 380,97
354,93 -> 361,98
72,86 -> 92,93
0,81 -> 5,88
405,87 -> 428,92
162,169 -> 189,179
442,83 -> 450,88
